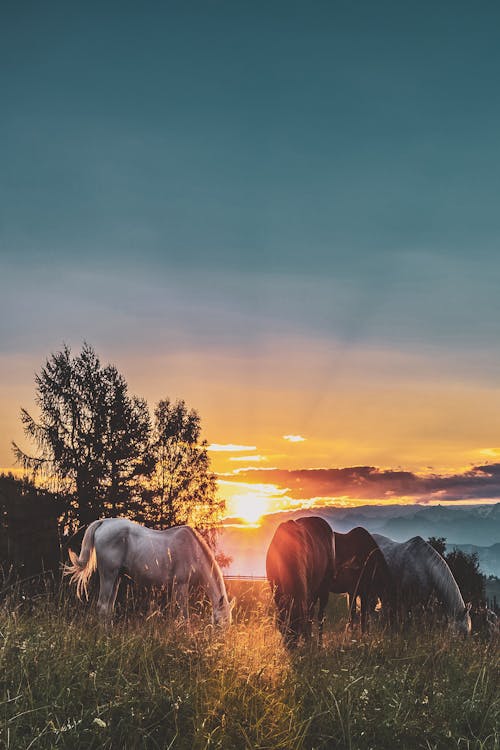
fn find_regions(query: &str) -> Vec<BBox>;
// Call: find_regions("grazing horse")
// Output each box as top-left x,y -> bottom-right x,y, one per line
65,518 -> 232,627
266,516 -> 334,647
373,534 -> 471,636
330,527 -> 394,633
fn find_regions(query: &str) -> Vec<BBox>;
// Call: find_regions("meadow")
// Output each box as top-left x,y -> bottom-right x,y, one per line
0,579 -> 498,750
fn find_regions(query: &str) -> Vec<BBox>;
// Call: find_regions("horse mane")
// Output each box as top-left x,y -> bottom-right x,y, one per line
333,527 -> 392,596
296,516 -> 335,577
333,527 -> 381,570
271,521 -> 304,582
186,526 -> 227,600
344,526 -> 380,550
403,536 -> 466,614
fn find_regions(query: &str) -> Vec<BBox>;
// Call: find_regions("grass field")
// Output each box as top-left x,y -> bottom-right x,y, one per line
0,578 -> 498,750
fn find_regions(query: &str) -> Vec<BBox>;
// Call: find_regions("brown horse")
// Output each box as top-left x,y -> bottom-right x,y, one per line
266,516 -> 334,647
330,527 -> 393,633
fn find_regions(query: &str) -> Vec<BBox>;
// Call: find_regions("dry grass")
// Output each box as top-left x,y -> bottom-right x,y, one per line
0,579 -> 498,749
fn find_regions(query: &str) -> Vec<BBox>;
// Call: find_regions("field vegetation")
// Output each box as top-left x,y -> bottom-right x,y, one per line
0,578 -> 498,750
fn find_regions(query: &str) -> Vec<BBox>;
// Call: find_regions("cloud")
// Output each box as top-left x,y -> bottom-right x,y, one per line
478,448 -> 500,458
208,444 -> 257,452
283,434 -> 306,442
230,463 -> 500,504
229,455 -> 267,462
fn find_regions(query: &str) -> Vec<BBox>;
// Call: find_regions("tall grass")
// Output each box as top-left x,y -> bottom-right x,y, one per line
0,579 -> 498,749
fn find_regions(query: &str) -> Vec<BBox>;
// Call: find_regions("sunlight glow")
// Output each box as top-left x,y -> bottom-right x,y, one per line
283,434 -> 305,442
478,448 -> 500,458
230,492 -> 271,524
218,479 -> 289,523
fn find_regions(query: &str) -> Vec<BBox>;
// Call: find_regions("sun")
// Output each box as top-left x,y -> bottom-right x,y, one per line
231,492 -> 270,524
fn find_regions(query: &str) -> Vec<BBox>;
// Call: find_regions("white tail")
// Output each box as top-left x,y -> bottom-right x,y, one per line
64,519 -> 103,600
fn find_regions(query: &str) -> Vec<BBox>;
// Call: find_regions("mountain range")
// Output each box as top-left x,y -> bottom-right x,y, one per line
220,503 -> 500,577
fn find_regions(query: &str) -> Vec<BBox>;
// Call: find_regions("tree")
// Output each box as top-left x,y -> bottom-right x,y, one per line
0,472 -> 64,577
99,366 -> 152,518
427,536 -> 447,557
445,548 -> 485,606
144,398 -> 224,532
13,344 -> 151,525
427,537 -> 486,606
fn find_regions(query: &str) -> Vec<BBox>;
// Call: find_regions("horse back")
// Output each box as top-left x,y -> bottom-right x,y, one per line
266,517 -> 334,608
295,516 -> 335,593
93,519 -> 206,586
266,520 -> 307,599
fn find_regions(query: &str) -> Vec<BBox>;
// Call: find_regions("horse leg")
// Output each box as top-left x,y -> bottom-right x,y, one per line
176,582 -> 190,621
287,602 -> 302,648
97,566 -> 121,620
317,590 -> 329,646
304,600 -> 314,643
347,592 -> 358,629
387,595 -> 397,631
360,593 -> 369,634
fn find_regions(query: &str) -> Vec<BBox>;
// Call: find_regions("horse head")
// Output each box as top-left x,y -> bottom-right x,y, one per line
453,602 -> 472,636
213,594 -> 234,628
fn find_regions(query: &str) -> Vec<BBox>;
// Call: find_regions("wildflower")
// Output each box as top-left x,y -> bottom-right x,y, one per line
53,719 -> 82,733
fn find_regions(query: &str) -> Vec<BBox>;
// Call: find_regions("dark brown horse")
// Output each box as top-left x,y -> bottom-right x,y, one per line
330,527 -> 393,633
266,516 -> 334,647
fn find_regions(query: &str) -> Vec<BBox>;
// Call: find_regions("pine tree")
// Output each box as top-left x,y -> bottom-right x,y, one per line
143,398 -> 224,532
13,343 -> 151,524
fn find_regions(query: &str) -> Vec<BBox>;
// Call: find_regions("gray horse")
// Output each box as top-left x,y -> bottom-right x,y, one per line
65,518 -> 232,627
373,534 -> 471,635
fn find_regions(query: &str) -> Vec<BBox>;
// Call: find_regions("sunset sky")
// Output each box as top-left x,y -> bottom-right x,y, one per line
2,2 -> 500,521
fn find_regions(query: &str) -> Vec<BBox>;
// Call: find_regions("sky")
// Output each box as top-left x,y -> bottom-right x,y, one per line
2,1 -> 500,520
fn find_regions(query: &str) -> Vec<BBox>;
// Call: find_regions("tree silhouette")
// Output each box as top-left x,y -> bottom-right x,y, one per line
427,537 -> 486,606
0,473 -> 64,577
13,344 -> 151,525
445,548 -> 485,606
144,398 -> 224,531
12,343 -> 225,544
427,536 -> 447,557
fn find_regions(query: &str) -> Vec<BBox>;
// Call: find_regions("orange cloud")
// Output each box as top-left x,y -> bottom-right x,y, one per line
229,455 -> 267,462
225,464 -> 500,505
208,443 -> 257,452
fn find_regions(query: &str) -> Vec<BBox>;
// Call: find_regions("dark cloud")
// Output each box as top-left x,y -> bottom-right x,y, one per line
230,464 -> 500,503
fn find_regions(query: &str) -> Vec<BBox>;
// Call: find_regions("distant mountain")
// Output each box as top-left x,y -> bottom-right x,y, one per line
260,503 -> 500,545
220,503 -> 500,577
380,504 -> 500,546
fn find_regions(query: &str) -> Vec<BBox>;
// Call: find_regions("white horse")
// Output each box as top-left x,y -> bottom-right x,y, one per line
372,534 -> 471,636
65,518 -> 232,627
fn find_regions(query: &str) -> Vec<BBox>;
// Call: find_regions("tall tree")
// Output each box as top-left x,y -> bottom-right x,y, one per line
144,398 -> 224,531
13,344 -> 151,525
